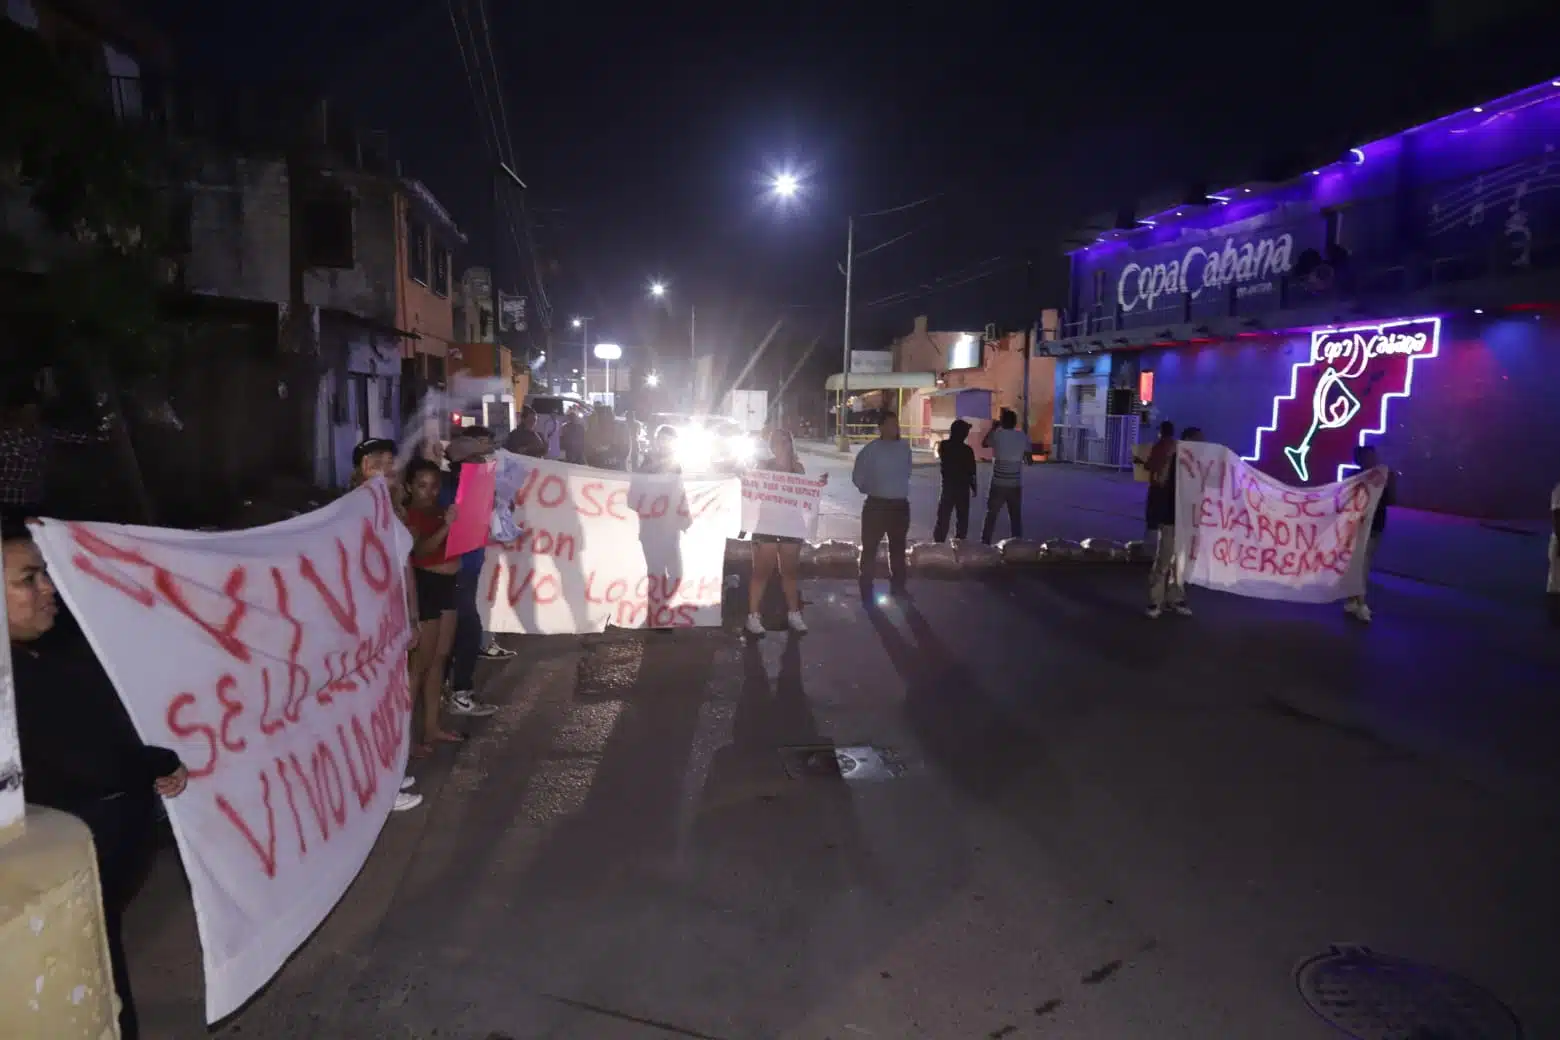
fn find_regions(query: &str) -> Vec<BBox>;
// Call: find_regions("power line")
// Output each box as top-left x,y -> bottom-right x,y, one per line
858,254 -> 1017,310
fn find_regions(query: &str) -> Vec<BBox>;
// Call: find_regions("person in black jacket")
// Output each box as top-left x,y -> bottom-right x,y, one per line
5,518 -> 187,1040
933,419 -> 977,542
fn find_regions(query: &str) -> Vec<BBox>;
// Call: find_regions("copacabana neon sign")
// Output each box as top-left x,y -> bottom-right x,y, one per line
1117,232 -> 1294,313
1245,316 -> 1441,484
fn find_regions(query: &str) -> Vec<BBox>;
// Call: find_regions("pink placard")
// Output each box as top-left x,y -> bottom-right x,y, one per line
445,461 -> 497,559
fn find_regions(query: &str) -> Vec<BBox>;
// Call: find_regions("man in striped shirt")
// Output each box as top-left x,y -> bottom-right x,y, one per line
981,408 -> 1027,544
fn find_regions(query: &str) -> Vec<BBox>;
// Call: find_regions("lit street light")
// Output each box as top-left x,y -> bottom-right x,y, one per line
772,172 -> 799,198
594,342 -> 622,409
649,281 -> 666,298
645,372 -> 660,388
649,280 -> 696,410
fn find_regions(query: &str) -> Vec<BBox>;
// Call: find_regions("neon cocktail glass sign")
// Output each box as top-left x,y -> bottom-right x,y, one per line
1245,316 -> 1441,483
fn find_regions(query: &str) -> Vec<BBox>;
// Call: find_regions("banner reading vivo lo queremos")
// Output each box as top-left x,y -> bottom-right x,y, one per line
32,480 -> 414,1023
479,458 -> 741,634
1173,442 -> 1386,603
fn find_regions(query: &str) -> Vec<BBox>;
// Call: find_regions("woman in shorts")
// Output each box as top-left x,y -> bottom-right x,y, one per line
403,458 -> 465,755
745,428 -> 822,635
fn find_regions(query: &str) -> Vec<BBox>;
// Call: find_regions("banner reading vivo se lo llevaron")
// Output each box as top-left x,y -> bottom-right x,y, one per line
479,457 -> 740,634
740,470 -> 823,541
1173,441 -> 1386,603
32,480 -> 415,1023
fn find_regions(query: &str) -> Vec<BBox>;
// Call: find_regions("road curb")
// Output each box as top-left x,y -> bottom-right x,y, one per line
725,536 -> 1151,578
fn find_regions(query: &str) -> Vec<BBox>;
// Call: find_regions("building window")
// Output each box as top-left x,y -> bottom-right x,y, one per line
408,218 -> 428,285
304,192 -> 354,269
432,246 -> 450,297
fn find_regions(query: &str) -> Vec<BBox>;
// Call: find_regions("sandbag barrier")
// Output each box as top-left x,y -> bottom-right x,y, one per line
724,536 -> 1152,579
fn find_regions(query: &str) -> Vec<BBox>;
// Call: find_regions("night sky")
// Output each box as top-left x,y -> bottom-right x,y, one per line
127,0 -> 1555,373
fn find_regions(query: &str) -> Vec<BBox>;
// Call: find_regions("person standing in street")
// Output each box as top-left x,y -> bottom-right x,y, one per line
504,405 -> 548,457
440,432 -> 505,719
851,411 -> 912,598
7,518 -> 189,1040
933,419 -> 976,542
745,428 -> 823,635
1143,421 -> 1192,619
981,408 -> 1028,544
1548,477 -> 1560,627
1344,443 -> 1393,625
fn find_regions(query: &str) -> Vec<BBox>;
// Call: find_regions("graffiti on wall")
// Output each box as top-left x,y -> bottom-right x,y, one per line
1245,316 -> 1441,484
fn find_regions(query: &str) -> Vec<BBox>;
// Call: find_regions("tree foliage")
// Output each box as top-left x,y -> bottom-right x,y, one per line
0,19 -> 171,377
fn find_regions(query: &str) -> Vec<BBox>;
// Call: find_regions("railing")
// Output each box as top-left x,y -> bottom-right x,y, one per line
1051,415 -> 1140,469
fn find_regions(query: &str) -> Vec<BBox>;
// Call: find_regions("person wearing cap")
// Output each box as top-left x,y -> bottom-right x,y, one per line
440,430 -> 504,719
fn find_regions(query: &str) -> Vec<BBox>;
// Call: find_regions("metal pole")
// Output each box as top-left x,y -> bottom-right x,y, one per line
690,304 -> 697,411
837,215 -> 854,450
1022,320 -> 1034,462
580,317 -> 589,401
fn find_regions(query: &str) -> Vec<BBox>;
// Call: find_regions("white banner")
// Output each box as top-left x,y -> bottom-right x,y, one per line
1173,442 -> 1385,603
479,458 -> 740,634
32,481 -> 414,1023
740,470 -> 823,541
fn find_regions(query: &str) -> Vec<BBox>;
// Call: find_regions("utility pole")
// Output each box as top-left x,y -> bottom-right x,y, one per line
1021,258 -> 1034,461
689,304 -> 697,411
838,216 -> 854,450
577,316 -> 589,400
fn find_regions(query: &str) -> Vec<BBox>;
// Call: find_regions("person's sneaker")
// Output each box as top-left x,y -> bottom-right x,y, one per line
786,611 -> 808,633
392,792 -> 423,812
445,691 -> 498,717
1144,605 -> 1163,619
745,612 -> 765,635
1353,603 -> 1373,623
399,776 -> 416,791
1171,602 -> 1193,617
479,643 -> 516,660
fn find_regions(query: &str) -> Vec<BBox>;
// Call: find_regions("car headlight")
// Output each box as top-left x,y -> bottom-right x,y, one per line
674,427 -> 714,471
729,436 -> 757,464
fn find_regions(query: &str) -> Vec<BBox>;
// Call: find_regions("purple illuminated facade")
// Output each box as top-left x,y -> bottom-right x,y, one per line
1047,75 -> 1560,520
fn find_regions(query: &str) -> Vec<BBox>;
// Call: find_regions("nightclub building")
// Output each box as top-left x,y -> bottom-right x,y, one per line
1046,75 -> 1560,521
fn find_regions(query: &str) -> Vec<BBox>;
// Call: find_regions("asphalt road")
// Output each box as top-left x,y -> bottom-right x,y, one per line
122,567 -> 1560,1038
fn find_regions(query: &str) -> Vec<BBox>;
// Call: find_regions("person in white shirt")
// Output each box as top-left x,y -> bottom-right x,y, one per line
1548,479 -> 1559,628
980,408 -> 1029,544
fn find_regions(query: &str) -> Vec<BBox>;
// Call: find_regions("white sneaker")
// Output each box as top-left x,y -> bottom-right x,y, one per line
392,792 -> 423,812
786,611 -> 808,633
399,776 -> 416,791
1343,600 -> 1360,617
1171,602 -> 1193,617
444,691 -> 497,717
745,613 -> 765,635
1145,605 -> 1163,619
1353,604 -> 1373,623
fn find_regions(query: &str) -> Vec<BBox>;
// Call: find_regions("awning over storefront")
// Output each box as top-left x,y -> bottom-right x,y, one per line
824,371 -> 938,392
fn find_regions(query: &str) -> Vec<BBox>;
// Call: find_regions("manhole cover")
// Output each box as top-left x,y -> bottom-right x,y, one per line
1295,945 -> 1522,1040
778,745 -> 900,781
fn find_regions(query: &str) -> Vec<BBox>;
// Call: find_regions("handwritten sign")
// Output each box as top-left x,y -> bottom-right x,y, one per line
32,480 -> 414,1023
1174,442 -> 1385,603
740,470 -> 823,540
479,458 -> 740,634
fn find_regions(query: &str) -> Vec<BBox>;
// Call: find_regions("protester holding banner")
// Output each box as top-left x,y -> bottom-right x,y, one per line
404,458 -> 467,754
5,517 -> 188,1040
745,429 -> 820,635
441,433 -> 503,719
1344,443 -> 1394,624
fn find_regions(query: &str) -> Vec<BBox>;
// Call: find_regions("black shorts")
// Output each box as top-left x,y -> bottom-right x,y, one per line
752,534 -> 804,546
414,569 -> 458,621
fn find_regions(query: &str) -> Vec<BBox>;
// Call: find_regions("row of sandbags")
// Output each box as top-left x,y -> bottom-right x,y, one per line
725,536 -> 1152,577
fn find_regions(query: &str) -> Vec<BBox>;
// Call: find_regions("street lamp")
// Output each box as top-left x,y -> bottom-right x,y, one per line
772,172 -> 799,198
571,316 -> 591,400
649,280 -> 696,410
593,342 -> 622,408
645,371 -> 660,388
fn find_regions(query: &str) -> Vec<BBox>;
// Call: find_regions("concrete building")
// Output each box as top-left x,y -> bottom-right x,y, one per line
1047,75 -> 1560,518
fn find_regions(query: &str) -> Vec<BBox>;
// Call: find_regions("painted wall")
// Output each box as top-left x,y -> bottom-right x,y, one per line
393,192 -> 455,354
1066,84 -> 1560,334
1134,312 -> 1560,520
